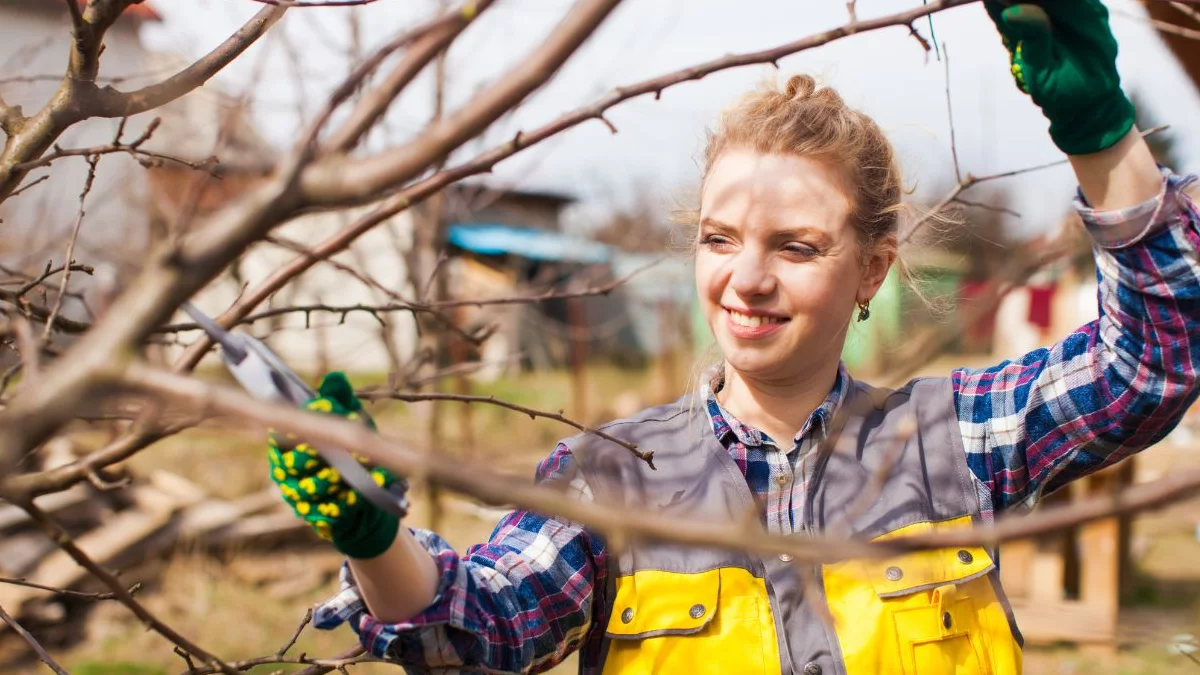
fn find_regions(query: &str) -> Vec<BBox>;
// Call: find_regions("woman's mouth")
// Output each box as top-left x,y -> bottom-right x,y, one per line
724,308 -> 789,339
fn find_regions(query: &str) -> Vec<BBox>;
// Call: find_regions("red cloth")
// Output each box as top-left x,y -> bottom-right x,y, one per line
1027,284 -> 1056,330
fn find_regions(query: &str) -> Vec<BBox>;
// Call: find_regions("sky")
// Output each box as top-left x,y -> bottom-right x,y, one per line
139,0 -> 1200,238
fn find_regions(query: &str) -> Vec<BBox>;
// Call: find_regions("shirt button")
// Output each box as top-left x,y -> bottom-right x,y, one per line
620,607 -> 634,623
775,474 -> 790,486
956,549 -> 974,564
885,566 -> 903,581
689,603 -> 706,619
779,553 -> 794,563
803,662 -> 823,675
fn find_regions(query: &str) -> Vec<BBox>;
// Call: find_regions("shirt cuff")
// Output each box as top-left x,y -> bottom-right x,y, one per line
312,527 -> 462,659
1074,168 -> 1198,249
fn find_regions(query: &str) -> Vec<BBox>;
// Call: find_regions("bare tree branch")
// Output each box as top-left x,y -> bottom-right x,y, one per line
1114,7 -> 1200,39
17,499 -> 241,675
0,288 -> 94,335
12,261 -> 96,298
299,0 -> 625,203
0,5 -> 285,202
1171,0 -> 1200,24
13,118 -> 220,175
322,0 -> 497,153
87,6 -> 288,118
118,361 -> 1200,562
0,90 -> 25,136
361,389 -> 655,466
155,259 -> 656,333
0,599 -> 71,675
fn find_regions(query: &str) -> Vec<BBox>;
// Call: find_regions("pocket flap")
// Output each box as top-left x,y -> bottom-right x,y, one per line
606,569 -> 720,639
865,519 -> 995,598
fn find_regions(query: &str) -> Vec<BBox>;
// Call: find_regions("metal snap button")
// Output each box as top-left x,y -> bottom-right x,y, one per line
802,662 -> 823,675
956,549 -> 974,564
779,553 -> 794,563
621,607 -> 634,624
776,474 -> 790,486
885,566 -> 903,581
942,611 -> 953,629
689,603 -> 706,619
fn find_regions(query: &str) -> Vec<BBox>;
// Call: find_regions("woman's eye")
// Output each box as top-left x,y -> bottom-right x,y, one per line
783,243 -> 818,258
701,234 -> 733,250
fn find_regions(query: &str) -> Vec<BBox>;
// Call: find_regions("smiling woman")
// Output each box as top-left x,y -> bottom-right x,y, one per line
265,2 -> 1200,674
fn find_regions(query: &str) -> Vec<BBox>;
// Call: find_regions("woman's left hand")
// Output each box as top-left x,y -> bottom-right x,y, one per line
985,0 -> 1136,156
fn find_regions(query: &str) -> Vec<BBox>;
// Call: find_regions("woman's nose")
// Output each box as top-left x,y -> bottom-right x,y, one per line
727,250 -> 774,297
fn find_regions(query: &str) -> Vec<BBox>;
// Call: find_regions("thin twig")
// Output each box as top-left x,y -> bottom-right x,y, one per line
13,117 -> 218,175
8,174 -> 49,199
942,42 -> 961,182
16,262 -> 95,298
42,154 -> 98,340
952,196 -> 1021,218
360,389 -> 655,467
276,608 -> 312,658
0,575 -> 139,601
155,261 -> 655,333
0,600 -> 71,675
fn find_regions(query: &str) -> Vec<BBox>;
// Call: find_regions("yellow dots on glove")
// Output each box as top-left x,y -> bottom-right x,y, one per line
273,467 -> 286,482
299,477 -> 317,494
306,399 -> 334,413
345,491 -> 358,506
371,469 -> 388,487
318,503 -> 341,518
296,501 -> 311,515
313,520 -> 333,541
305,458 -> 319,470
296,443 -> 316,456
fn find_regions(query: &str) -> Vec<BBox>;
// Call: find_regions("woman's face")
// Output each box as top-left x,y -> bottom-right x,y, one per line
696,149 -> 890,385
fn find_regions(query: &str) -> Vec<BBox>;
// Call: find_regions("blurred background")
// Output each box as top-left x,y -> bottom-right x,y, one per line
2,0 -> 1200,673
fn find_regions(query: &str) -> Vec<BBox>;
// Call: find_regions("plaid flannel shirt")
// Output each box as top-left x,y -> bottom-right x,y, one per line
315,169 -> 1200,673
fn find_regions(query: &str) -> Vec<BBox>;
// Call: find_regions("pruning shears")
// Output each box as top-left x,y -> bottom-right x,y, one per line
181,301 -> 409,518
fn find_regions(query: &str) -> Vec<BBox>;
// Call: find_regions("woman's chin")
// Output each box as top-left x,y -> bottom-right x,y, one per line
723,351 -> 792,378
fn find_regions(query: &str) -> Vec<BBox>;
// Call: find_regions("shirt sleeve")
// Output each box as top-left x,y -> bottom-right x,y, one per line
312,443 -> 608,674
952,169 -> 1200,516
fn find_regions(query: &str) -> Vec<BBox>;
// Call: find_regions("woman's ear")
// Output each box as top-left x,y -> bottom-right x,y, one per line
858,236 -> 897,303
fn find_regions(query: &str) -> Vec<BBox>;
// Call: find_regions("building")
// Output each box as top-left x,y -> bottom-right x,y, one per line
0,0 -> 161,273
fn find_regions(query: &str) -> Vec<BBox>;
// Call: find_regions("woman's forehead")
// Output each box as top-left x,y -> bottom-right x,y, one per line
700,150 -> 853,230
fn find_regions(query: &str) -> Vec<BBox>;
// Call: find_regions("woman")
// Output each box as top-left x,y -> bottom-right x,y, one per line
269,2 -> 1200,673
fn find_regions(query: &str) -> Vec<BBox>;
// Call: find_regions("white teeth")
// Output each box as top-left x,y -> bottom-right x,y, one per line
728,310 -> 784,327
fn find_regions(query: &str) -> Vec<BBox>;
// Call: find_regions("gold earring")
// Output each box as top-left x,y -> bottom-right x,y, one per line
856,300 -> 871,322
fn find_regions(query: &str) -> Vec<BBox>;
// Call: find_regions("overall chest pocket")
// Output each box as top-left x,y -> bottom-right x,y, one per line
601,567 -> 780,675
823,517 -> 1022,675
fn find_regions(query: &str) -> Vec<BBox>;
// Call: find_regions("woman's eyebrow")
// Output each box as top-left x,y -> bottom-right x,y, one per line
698,217 -> 737,233
771,226 -> 830,243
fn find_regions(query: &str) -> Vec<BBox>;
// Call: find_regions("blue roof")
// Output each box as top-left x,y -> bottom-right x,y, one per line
447,223 -> 611,264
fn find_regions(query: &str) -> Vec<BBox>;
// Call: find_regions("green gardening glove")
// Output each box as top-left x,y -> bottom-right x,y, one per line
986,0 -> 1136,155
268,371 -> 401,559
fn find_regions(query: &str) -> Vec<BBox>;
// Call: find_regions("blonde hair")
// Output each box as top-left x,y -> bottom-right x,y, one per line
701,74 -> 903,251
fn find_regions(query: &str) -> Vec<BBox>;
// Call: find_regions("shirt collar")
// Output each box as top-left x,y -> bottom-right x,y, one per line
703,363 -> 851,452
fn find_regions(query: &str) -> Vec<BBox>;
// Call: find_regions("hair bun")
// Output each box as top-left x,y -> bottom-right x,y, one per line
784,74 -> 818,101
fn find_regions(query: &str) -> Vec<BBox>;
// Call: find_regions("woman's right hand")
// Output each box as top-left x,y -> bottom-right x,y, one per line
269,371 -> 401,559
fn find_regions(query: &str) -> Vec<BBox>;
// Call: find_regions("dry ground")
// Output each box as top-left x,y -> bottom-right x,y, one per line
5,359 -> 1200,674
